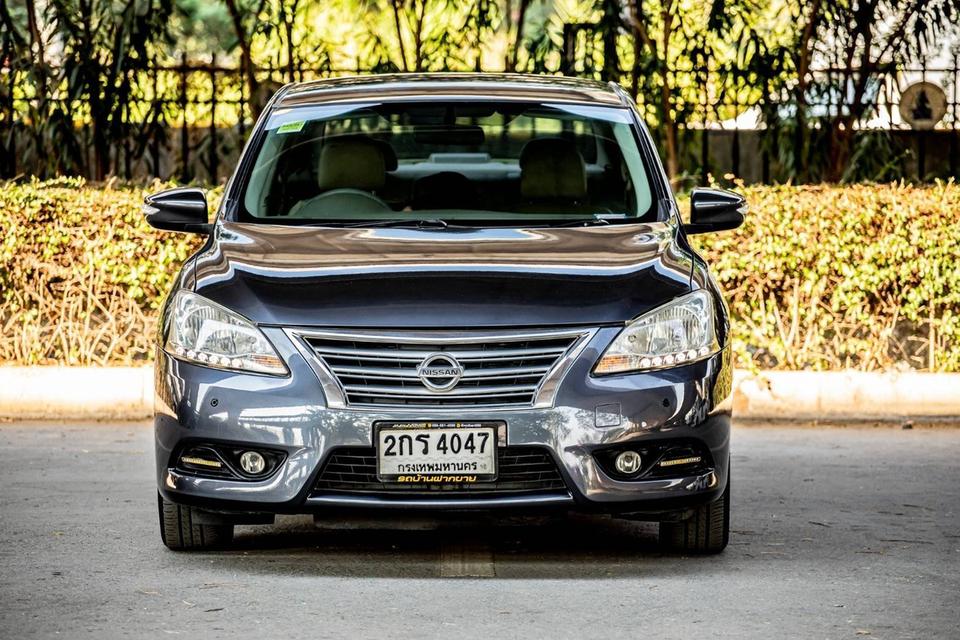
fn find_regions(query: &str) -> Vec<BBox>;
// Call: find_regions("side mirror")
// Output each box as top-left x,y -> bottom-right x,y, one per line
143,187 -> 212,234
685,187 -> 746,234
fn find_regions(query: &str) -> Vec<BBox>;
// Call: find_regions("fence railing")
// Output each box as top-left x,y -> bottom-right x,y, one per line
559,21 -> 959,183
2,50 -> 958,183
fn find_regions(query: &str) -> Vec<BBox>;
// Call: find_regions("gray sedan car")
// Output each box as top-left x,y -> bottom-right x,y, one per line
145,73 -> 744,553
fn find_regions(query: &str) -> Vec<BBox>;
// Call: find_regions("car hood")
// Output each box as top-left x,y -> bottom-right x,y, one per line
190,221 -> 693,328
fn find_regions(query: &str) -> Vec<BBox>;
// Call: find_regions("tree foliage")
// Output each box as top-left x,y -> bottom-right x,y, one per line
2,0 -> 174,179
762,0 -> 960,181
1,0 -> 957,181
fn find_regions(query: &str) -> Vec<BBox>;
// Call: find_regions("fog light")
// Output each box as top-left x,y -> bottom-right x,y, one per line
239,451 -> 266,475
614,450 -> 643,475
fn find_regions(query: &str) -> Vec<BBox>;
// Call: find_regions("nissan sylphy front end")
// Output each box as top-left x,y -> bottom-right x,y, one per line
146,74 -> 744,554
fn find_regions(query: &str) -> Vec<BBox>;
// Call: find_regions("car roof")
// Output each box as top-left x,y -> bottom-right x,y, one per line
277,73 -> 627,108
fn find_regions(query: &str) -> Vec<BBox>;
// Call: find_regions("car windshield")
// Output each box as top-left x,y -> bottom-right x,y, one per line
239,100 -> 656,226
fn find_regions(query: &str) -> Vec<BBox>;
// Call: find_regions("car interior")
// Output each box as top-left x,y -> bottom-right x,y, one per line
242,103 -> 653,222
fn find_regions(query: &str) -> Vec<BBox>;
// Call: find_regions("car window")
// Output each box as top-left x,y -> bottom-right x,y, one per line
240,101 -> 655,225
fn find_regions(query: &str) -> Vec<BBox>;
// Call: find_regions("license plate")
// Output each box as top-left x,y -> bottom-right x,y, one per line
376,421 -> 499,483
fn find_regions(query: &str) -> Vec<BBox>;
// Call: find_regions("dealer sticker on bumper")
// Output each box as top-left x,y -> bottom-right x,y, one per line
376,422 -> 498,483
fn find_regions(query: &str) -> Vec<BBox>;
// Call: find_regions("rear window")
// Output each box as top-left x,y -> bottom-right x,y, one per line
239,101 -> 655,225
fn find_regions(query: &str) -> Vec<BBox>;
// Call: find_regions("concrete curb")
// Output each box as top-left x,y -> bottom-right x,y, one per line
0,366 -> 154,421
0,366 -> 958,422
732,370 -> 960,421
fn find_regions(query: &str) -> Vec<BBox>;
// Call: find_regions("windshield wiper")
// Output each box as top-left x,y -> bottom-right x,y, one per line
553,218 -> 612,227
323,218 -> 620,229
332,218 -> 451,229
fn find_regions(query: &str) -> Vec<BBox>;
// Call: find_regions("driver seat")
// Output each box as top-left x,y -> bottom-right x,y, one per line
288,137 -> 394,217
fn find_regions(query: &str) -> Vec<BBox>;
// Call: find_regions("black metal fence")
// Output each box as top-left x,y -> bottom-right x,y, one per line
560,21 -> 960,183
2,50 -> 958,184
676,62 -> 960,184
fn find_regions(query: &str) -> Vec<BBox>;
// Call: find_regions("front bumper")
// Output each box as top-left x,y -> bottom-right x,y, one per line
155,326 -> 732,516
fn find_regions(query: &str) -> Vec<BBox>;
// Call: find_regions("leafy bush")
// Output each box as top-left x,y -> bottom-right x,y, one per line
1,178 -> 957,370
0,178 -> 211,364
689,180 -> 960,372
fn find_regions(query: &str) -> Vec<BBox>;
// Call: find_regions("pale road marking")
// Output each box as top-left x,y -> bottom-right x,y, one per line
440,536 -> 496,578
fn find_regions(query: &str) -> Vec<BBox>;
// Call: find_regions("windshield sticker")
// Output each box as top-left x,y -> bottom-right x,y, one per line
276,120 -> 306,134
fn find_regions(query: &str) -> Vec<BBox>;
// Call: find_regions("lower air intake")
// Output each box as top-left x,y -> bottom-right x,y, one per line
312,446 -> 567,497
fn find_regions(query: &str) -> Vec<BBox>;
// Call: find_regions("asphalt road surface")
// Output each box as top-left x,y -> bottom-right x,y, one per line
1,422 -> 958,639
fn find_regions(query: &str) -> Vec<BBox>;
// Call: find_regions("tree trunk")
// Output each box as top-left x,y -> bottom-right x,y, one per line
659,2 -> 679,184
223,0 -> 260,113
600,0 -> 620,82
25,0 -> 45,70
77,0 -> 108,179
507,0 -> 530,71
413,1 -> 426,72
390,0 -> 409,71
824,120 -> 855,182
662,106 -> 679,183
23,0 -> 51,172
624,0 -> 675,179
629,5 -> 641,98
791,0 -> 823,182
281,0 -> 299,82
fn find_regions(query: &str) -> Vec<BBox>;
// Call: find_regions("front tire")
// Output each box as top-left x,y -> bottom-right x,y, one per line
158,493 -> 234,550
659,469 -> 730,554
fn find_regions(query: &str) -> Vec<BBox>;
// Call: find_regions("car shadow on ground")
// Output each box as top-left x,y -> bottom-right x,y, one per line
177,514 -> 735,579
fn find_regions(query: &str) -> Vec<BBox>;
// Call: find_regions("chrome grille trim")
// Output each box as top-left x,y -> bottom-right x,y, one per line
341,383 -> 541,397
304,345 -> 572,360
285,327 -> 597,411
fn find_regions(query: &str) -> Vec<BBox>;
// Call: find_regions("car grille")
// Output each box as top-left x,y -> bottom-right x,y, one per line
300,330 -> 586,408
312,446 -> 567,496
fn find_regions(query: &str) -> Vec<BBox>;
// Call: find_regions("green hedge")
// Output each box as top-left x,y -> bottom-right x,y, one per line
0,178 -> 211,364
691,181 -> 960,372
1,178 -> 958,370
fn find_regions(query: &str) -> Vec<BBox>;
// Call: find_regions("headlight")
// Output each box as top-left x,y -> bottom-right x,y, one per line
164,291 -> 287,376
593,290 -> 719,375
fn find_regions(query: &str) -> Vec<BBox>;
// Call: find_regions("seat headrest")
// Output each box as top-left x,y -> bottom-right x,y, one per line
412,172 -> 477,209
317,137 -> 391,191
520,138 -> 587,200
